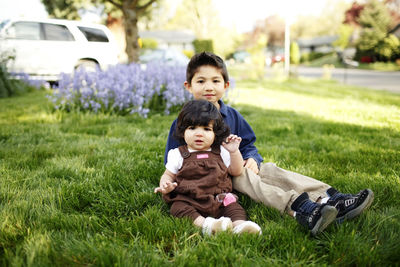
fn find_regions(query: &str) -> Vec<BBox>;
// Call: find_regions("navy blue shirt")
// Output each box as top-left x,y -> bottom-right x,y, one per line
164,100 -> 263,166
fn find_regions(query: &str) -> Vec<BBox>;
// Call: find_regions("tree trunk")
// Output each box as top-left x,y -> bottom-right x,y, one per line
122,3 -> 139,63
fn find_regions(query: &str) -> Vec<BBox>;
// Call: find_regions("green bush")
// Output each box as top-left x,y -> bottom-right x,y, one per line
300,52 -> 332,63
0,54 -> 41,98
0,63 -> 13,98
183,49 -> 194,59
192,39 -> 214,53
0,63 -> 33,98
290,42 -> 300,65
375,34 -> 400,61
141,38 -> 158,49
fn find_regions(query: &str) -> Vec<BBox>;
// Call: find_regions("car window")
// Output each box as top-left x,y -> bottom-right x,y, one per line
78,26 -> 109,42
42,23 -> 75,41
7,21 -> 41,40
0,19 -> 10,31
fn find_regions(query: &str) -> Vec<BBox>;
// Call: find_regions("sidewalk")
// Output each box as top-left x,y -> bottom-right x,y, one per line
266,66 -> 400,94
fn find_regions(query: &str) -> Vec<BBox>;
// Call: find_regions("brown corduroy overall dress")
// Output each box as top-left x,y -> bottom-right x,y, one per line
163,145 -> 246,221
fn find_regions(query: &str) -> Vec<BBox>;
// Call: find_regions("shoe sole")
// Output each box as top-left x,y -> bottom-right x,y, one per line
214,217 -> 233,233
336,189 -> 374,223
233,221 -> 262,235
311,205 -> 338,236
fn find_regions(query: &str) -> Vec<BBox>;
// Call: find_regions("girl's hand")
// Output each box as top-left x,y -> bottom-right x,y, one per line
222,134 -> 242,153
154,181 -> 178,194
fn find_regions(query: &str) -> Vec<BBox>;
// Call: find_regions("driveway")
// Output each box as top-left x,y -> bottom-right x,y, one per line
293,66 -> 400,94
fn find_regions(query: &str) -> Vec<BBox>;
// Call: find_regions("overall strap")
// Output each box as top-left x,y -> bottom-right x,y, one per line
211,145 -> 221,155
178,145 -> 190,158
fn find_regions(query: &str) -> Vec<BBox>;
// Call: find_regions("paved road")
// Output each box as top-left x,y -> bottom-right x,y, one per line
292,66 -> 400,94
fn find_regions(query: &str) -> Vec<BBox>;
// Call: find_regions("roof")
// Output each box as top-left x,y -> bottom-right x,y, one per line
389,23 -> 400,38
139,30 -> 196,44
296,35 -> 339,48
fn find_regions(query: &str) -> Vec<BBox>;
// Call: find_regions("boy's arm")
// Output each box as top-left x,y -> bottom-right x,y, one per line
164,119 -> 180,165
228,109 -> 263,173
237,118 -> 263,164
244,158 -> 259,174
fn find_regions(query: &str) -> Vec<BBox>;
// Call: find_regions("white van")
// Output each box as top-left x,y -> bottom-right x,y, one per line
0,18 -> 119,81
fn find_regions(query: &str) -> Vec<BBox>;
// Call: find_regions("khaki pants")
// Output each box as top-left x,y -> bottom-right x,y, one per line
232,162 -> 331,214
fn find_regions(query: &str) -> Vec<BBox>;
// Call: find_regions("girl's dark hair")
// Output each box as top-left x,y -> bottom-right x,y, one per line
186,51 -> 229,85
174,100 -> 230,149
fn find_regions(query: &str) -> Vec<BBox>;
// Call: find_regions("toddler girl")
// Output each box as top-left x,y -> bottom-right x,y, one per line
155,100 -> 261,235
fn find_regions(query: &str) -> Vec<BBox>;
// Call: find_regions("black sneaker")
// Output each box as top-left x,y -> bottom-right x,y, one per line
291,192 -> 338,236
326,188 -> 374,223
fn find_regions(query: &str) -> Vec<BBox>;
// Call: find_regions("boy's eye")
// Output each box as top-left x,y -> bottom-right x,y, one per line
204,127 -> 212,131
187,126 -> 195,130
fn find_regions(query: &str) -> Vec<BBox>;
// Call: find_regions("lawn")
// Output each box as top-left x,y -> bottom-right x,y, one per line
298,53 -> 400,71
0,78 -> 399,266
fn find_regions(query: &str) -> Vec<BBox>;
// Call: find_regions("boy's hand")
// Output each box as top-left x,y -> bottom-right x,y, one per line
154,181 -> 178,194
244,158 -> 259,174
222,134 -> 242,153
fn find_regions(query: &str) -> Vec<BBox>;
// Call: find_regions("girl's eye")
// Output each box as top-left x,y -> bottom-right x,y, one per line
188,126 -> 195,130
204,127 -> 212,131
213,80 -> 221,83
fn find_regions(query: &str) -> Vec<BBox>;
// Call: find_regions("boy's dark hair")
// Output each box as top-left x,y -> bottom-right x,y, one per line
186,51 -> 229,85
174,100 -> 230,149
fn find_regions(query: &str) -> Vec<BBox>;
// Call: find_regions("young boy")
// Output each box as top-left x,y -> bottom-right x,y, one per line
164,51 -> 374,236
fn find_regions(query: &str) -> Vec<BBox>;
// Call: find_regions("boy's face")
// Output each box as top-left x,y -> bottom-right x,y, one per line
184,123 -> 215,151
184,65 -> 229,109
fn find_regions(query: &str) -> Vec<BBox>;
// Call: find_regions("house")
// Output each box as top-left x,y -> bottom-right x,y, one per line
139,30 -> 196,51
296,35 -> 339,54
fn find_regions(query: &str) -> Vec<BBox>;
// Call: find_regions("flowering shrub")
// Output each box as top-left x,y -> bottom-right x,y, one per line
0,58 -> 47,98
49,63 -> 192,117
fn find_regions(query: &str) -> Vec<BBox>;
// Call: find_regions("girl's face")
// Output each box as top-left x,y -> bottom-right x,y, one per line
184,123 -> 215,151
184,65 -> 229,109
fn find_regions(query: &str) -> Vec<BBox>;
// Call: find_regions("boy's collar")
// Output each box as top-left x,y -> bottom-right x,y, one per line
218,100 -> 228,117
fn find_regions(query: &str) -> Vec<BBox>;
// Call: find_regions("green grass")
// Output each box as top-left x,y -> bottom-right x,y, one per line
1,79 -> 400,266
358,61 -> 400,72
301,53 -> 344,68
299,53 -> 400,71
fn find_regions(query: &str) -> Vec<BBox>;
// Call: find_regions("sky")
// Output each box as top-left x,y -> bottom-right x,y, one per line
0,0 -> 48,19
0,0 -> 353,32
213,0 -> 352,32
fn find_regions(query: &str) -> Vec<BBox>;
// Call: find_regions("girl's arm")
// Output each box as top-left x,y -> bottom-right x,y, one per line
154,169 -> 178,194
222,135 -> 244,176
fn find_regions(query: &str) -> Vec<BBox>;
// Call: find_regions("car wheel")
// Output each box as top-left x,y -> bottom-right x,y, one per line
75,60 -> 99,72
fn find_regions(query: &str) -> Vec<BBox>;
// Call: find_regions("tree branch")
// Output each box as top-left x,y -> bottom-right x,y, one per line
106,0 -> 122,9
137,0 -> 157,12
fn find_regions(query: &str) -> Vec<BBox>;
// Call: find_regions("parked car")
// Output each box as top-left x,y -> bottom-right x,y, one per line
139,48 -> 189,67
226,50 -> 251,64
266,48 -> 285,66
0,18 -> 119,81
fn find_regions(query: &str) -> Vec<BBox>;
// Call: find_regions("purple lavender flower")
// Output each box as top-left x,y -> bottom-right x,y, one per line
49,62 -> 235,116
49,63 -> 189,116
